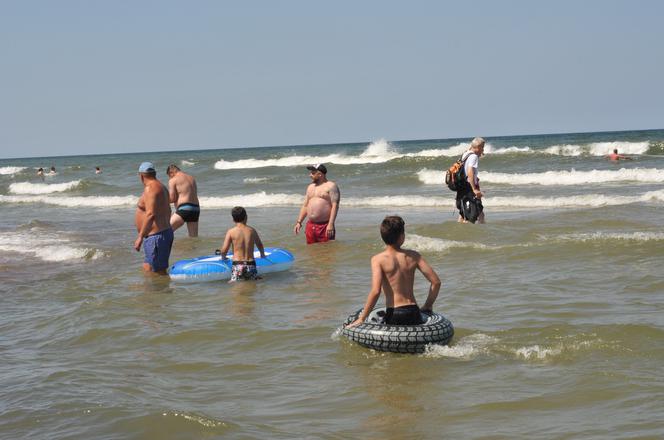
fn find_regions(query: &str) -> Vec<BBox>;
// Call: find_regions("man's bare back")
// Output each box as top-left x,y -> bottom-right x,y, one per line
373,248 -> 421,308
169,171 -> 199,206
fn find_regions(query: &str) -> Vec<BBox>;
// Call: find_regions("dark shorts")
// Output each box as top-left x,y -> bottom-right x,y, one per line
456,191 -> 484,223
231,260 -> 259,281
175,203 -> 200,222
305,221 -> 334,244
143,228 -> 174,271
384,305 -> 424,325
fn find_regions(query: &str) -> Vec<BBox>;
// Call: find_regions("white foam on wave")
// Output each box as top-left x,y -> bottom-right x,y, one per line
552,231 -> 664,243
418,168 -> 664,186
0,195 -> 138,207
2,189 -> 663,210
243,177 -> 270,184
545,141 -> 649,156
200,192 -> 302,207
181,159 -> 195,166
214,140 -> 504,170
0,166 -> 27,175
405,233 -> 490,253
0,231 -> 103,262
423,333 -> 498,359
488,189 -> 664,209
9,180 -> 82,194
515,345 -> 562,360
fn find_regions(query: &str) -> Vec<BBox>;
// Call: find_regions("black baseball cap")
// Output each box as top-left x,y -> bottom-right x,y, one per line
306,163 -> 327,174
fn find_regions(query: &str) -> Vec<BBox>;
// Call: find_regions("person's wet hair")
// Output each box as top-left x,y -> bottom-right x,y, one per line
166,164 -> 180,174
232,206 -> 247,223
380,215 -> 405,245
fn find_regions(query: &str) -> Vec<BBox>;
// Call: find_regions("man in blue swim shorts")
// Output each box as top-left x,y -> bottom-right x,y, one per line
134,162 -> 174,274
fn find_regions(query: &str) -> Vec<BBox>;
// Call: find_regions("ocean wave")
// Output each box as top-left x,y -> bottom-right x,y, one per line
9,180 -> 83,194
0,231 -> 103,262
551,231 -> 664,243
181,159 -> 195,166
214,139 -> 501,170
243,177 -> 271,184
2,189 -> 662,209
0,166 -> 27,175
418,168 -> 664,186
0,195 -> 138,207
545,141 -> 649,156
405,233 -> 491,252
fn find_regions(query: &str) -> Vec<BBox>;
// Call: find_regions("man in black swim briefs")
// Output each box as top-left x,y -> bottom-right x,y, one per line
346,216 -> 442,328
167,164 -> 200,237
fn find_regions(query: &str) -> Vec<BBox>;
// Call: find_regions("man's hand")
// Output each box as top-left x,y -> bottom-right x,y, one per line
294,221 -> 302,235
473,189 -> 483,199
327,224 -> 335,238
134,236 -> 143,252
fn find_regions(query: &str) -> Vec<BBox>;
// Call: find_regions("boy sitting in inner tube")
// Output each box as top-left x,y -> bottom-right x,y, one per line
346,216 -> 441,327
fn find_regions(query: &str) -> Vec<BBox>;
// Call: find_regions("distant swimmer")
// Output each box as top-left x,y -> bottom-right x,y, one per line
455,137 -> 486,224
37,167 -> 44,178
346,216 -> 441,328
95,166 -> 102,174
294,163 -> 340,244
167,164 -> 200,237
606,149 -> 632,162
48,166 -> 57,175
219,206 -> 266,282
134,162 -> 173,275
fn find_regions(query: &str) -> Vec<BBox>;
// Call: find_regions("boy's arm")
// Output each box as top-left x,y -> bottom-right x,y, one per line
416,254 -> 441,312
220,230 -> 232,260
254,230 -> 266,258
346,257 -> 382,327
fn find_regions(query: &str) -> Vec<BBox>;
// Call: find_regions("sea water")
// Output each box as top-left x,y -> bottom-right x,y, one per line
1,129 -> 663,438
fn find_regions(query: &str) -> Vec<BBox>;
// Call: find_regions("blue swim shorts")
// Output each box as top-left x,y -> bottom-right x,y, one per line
143,228 -> 174,271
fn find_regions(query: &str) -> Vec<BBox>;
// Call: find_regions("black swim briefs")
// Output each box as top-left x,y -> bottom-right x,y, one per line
175,203 -> 200,222
384,304 -> 424,325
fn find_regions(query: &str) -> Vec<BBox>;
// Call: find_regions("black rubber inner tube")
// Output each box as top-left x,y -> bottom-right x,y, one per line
341,307 -> 454,354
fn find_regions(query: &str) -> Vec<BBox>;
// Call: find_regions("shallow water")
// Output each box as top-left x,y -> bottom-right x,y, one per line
1,130 -> 664,439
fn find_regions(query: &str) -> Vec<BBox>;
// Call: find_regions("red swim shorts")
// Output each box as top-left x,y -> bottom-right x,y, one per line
305,221 -> 335,244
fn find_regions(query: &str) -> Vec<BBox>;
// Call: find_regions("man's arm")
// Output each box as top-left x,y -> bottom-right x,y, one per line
347,256 -> 383,327
416,254 -> 441,312
220,230 -> 232,260
168,178 -> 178,205
254,230 -> 266,259
327,183 -> 340,238
134,187 -> 156,251
466,167 -> 483,198
294,186 -> 311,235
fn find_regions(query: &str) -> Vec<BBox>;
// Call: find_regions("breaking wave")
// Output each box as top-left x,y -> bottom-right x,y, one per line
9,180 -> 83,194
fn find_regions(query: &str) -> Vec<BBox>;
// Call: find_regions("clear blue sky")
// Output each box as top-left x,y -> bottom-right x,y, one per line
1,0 -> 663,158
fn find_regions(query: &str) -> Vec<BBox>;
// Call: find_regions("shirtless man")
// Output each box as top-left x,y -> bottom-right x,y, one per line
167,164 -> 200,237
347,216 -> 441,327
134,162 -> 174,275
293,164 -> 340,244
220,206 -> 266,282
606,148 -> 632,162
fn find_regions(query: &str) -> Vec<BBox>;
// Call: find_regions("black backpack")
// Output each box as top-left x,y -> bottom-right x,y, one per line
444,153 -> 471,191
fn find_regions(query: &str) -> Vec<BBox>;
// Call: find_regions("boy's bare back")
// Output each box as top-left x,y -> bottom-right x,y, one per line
225,224 -> 260,261
374,248 -> 421,308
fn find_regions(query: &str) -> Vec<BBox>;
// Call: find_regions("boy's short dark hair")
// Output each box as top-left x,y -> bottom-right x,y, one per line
231,206 -> 247,222
380,215 -> 405,245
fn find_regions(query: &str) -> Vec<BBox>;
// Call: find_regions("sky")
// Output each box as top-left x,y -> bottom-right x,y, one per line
1,0 -> 663,158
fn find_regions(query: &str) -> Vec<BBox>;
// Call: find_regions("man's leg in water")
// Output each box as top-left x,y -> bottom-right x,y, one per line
186,221 -> 198,237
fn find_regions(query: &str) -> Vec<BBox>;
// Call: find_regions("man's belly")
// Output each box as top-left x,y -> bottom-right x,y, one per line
307,197 -> 332,223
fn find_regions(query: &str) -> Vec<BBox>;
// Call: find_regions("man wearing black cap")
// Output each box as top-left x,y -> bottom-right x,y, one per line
294,163 -> 340,244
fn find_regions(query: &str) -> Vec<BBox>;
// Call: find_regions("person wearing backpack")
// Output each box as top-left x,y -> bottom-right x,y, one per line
456,137 -> 486,224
